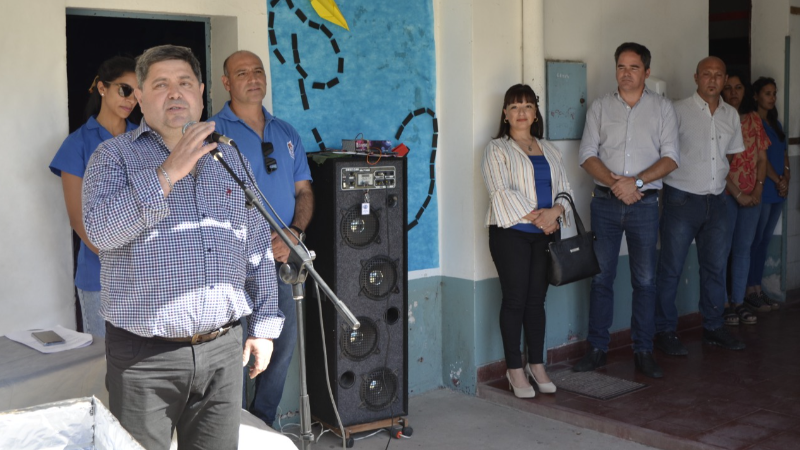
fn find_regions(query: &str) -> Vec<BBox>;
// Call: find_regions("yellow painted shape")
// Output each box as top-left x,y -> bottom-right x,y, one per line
310,0 -> 349,31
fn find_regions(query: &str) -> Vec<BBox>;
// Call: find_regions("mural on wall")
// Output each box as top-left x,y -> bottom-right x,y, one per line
267,0 -> 438,271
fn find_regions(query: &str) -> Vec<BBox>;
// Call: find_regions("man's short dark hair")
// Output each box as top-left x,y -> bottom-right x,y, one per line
136,45 -> 203,88
615,42 -> 651,70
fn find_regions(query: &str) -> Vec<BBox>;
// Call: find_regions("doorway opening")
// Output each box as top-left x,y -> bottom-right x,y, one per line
709,0 -> 751,78
66,10 -> 211,132
64,10 -> 210,329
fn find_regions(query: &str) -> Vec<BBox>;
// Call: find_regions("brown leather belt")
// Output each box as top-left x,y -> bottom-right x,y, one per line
155,320 -> 240,345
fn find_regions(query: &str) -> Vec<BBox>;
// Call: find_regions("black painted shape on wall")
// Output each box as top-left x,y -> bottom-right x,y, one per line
395,108 -> 438,231
268,1 -> 346,111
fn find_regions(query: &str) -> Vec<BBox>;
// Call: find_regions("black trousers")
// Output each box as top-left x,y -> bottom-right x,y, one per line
105,322 -> 243,450
488,226 -> 551,368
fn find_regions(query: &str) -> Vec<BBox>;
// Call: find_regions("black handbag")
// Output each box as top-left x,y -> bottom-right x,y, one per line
546,192 -> 601,286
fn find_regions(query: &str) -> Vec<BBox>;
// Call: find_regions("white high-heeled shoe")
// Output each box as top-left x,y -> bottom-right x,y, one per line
525,365 -> 557,394
506,370 -> 535,398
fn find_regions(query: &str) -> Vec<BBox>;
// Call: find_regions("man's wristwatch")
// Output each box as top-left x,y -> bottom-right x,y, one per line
635,177 -> 644,189
289,225 -> 306,242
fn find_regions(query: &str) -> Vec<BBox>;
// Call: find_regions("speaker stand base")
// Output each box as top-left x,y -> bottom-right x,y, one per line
314,415 -> 412,447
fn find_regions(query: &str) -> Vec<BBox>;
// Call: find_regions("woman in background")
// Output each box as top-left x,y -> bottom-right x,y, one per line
482,84 -> 572,398
745,77 -> 789,312
49,56 -> 139,336
720,71 -> 768,326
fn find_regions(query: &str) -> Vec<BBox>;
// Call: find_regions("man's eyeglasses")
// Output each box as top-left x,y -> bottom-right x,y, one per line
105,82 -> 135,98
261,142 -> 278,174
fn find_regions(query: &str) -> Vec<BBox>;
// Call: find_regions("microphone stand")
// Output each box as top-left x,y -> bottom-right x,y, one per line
209,150 -> 359,450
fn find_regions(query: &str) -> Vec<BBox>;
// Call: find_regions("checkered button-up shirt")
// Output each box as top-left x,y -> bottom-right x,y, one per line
83,120 -> 283,339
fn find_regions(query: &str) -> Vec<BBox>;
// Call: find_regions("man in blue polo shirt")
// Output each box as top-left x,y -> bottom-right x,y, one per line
210,50 -> 314,428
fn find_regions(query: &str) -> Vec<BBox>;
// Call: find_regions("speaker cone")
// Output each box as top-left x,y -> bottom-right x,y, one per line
340,317 -> 378,361
360,256 -> 398,299
360,368 -> 398,411
341,206 -> 380,248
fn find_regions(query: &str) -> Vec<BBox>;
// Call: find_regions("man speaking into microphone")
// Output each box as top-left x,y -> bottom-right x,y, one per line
83,44 -> 283,450
210,50 -> 313,429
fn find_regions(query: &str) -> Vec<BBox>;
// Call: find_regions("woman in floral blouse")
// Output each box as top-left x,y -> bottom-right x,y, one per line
721,71 -> 768,325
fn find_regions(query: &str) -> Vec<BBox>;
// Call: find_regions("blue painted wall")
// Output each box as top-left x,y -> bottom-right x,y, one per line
440,276 -> 477,394
267,0 -> 439,271
407,276 -> 443,395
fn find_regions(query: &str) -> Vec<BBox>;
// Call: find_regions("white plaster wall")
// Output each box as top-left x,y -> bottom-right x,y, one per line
471,0 -> 524,280
752,0 -> 799,292
790,1 -> 800,155
0,0 -> 270,336
440,0 -> 708,281
545,0 -> 707,105
752,0 -> 788,137
436,0 -> 475,282
783,1 -> 800,290
522,0 -> 546,126
437,0 -> 523,281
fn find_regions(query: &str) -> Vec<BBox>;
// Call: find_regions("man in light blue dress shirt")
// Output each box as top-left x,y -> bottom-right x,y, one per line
574,42 -> 679,379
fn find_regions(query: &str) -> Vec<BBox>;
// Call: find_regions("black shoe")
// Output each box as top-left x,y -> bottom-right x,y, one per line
654,331 -> 689,356
634,351 -> 664,378
744,292 -> 771,313
703,326 -> 746,350
758,291 -> 781,310
572,347 -> 607,372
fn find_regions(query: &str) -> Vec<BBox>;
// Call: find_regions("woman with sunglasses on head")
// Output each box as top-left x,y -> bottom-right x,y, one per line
49,56 -> 139,337
744,77 -> 789,312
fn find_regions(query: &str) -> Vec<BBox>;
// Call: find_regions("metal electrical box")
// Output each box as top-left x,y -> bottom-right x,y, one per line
545,61 -> 587,140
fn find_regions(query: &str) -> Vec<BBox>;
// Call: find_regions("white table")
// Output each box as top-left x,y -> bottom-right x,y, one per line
0,336 -> 107,410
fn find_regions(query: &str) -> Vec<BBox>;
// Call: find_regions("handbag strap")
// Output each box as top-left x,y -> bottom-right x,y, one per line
552,192 -> 588,239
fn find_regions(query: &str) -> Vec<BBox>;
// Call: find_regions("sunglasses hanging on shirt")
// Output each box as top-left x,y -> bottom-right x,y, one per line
261,142 -> 278,174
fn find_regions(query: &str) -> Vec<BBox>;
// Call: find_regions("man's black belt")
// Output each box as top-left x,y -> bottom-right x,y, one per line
595,185 -> 658,197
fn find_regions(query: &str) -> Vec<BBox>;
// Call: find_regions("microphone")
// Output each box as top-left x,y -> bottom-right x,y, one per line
182,122 -> 237,158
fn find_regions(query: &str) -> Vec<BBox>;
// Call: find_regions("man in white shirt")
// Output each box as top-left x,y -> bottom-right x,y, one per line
654,56 -> 746,355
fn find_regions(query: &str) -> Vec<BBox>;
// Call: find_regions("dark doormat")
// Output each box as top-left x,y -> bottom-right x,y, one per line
549,369 -> 647,400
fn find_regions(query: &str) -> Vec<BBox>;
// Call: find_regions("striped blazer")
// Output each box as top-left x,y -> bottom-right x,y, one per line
482,136 -> 574,228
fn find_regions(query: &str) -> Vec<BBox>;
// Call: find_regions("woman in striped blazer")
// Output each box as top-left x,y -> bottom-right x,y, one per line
482,84 -> 573,398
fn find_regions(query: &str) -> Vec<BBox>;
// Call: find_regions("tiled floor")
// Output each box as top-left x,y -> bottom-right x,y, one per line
479,297 -> 800,450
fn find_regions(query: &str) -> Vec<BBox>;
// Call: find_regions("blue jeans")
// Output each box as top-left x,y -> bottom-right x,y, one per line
723,195 -> 761,305
77,288 -> 105,337
748,201 -> 783,287
249,267 -> 296,427
656,185 -> 728,332
588,186 -> 659,353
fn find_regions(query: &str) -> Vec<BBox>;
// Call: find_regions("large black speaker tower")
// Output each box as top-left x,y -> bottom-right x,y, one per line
305,156 -> 408,427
